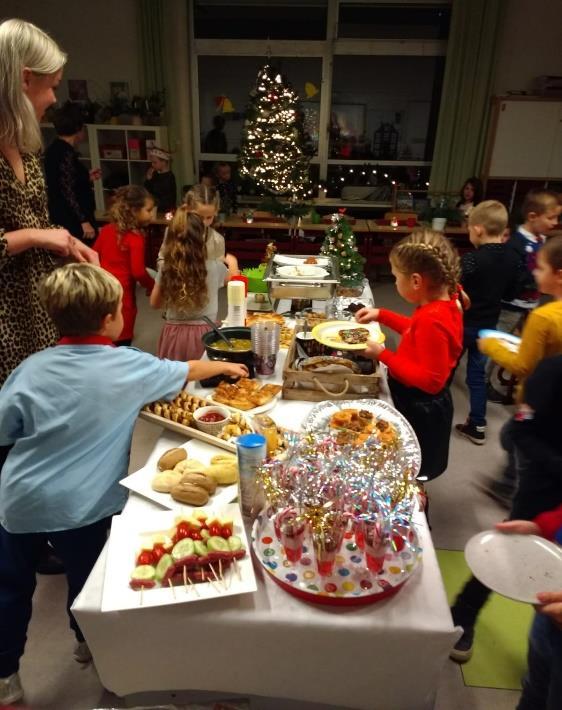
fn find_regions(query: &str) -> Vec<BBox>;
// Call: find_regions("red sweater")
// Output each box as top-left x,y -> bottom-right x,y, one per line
94,224 -> 155,340
534,505 -> 562,542
377,300 -> 463,394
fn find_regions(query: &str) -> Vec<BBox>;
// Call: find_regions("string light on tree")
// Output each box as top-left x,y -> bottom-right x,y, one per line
239,63 -> 311,198
320,212 -> 365,287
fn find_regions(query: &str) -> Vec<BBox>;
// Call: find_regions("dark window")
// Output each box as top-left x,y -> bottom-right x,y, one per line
338,3 -> 450,40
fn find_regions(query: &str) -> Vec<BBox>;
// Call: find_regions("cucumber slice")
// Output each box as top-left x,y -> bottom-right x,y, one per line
155,553 -> 174,582
193,540 -> 208,557
227,535 -> 243,552
131,564 -> 156,581
207,535 -> 230,552
200,529 -> 210,540
171,538 -> 195,561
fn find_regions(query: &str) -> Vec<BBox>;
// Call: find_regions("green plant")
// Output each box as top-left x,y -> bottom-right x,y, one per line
418,194 -> 460,224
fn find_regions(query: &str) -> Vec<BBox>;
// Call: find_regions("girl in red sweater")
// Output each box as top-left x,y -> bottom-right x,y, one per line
356,229 -> 463,479
94,186 -> 155,346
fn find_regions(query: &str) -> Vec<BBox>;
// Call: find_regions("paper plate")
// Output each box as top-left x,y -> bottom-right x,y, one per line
101,504 -> 256,612
276,264 -> 329,279
478,329 -> 521,353
252,514 -> 422,606
120,438 -> 238,511
465,530 -> 562,603
206,392 -> 281,416
311,320 -> 385,350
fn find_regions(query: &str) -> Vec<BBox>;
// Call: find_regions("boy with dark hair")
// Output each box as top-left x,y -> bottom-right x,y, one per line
0,263 -> 247,704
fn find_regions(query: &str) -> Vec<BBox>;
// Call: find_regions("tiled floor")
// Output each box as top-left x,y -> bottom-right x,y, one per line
15,282 -> 522,709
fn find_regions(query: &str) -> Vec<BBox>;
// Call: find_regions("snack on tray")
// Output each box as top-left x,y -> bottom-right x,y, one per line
305,311 -> 328,328
279,325 -> 294,349
304,256 -> 318,264
246,312 -> 285,327
338,327 -> 370,345
213,378 -> 282,411
143,394 -> 252,443
329,408 -> 398,446
129,513 -> 247,590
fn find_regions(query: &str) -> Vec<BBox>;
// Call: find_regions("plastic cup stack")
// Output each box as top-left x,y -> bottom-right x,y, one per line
251,322 -> 281,376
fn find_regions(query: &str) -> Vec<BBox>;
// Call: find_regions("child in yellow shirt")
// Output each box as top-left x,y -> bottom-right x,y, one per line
480,236 -> 562,401
480,235 -> 562,506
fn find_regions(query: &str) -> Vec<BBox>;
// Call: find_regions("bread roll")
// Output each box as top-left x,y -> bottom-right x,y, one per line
170,482 -> 209,506
157,447 -> 187,471
205,462 -> 239,485
151,470 -> 182,493
181,471 -> 217,495
210,453 -> 237,465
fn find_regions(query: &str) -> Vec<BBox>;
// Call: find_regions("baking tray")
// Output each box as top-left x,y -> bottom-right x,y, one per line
264,255 -> 340,300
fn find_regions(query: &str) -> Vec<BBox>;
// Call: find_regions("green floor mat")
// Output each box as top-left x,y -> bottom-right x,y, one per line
436,548 -> 533,690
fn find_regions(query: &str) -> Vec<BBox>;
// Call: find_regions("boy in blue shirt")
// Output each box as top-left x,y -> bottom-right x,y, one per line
0,263 -> 247,705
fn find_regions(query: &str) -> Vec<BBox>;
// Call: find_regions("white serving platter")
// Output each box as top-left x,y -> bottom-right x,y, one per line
465,530 -> 562,603
101,503 -> 256,611
120,438 -> 238,511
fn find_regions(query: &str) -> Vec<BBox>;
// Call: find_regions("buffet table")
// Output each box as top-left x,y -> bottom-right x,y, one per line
73,290 -> 460,709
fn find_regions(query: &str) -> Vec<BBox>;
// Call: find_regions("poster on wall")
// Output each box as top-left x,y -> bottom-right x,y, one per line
68,79 -> 88,102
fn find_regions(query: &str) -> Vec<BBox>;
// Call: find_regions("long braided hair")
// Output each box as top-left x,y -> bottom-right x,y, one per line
159,205 -> 208,312
390,228 -> 461,297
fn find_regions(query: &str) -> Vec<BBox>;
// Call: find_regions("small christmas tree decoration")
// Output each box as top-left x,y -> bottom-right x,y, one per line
320,213 -> 365,286
239,63 -> 311,198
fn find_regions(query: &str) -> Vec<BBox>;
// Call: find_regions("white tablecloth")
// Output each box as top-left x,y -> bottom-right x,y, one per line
73,285 -> 460,709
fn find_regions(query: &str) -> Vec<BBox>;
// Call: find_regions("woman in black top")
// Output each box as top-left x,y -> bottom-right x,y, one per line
44,103 -> 98,242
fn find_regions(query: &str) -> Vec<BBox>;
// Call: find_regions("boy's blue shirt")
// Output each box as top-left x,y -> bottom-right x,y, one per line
0,344 -> 188,533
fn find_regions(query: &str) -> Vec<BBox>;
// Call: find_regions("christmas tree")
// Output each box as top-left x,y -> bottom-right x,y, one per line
320,213 -> 365,286
239,63 -> 310,198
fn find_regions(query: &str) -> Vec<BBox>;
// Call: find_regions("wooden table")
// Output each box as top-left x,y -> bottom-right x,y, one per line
95,212 -> 470,269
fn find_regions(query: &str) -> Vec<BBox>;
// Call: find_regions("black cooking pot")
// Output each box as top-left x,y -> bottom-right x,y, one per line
202,327 -> 254,366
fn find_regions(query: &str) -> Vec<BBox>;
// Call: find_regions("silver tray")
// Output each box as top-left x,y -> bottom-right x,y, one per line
302,398 -> 421,477
264,255 -> 340,300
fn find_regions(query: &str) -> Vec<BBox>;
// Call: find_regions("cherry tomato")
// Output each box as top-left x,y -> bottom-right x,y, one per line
190,531 -> 202,541
221,525 -> 233,538
209,524 -> 222,537
152,545 -> 166,562
176,523 -> 190,539
136,551 -> 153,566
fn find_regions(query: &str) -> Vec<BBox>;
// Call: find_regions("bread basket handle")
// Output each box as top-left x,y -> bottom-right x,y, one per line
312,377 -> 350,397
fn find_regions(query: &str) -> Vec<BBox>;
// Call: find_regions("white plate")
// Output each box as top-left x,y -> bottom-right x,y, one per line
478,329 -> 521,353
101,504 -> 257,611
274,255 -> 330,267
311,320 -> 385,350
276,265 -> 329,279
465,530 -> 562,603
206,392 -> 281,416
120,438 -> 238,511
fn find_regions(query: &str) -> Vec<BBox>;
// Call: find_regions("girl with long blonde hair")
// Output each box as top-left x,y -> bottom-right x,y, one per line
151,184 -> 238,360
356,229 -> 463,480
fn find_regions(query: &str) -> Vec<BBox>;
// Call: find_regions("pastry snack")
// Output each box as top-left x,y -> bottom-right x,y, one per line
213,378 -> 282,411
329,408 -> 399,447
246,312 -> 285,327
143,393 -> 252,443
305,311 -> 328,328
279,325 -> 294,349
129,512 -> 247,591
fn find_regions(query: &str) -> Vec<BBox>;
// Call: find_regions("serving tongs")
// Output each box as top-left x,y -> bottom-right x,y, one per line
202,316 -> 234,348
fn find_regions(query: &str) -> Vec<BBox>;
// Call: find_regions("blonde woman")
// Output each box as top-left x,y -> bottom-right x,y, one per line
0,18 -> 98,387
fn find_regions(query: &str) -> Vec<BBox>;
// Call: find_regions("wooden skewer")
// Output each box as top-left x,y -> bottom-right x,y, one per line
233,557 -> 242,581
168,578 -> 176,599
183,565 -> 188,594
140,584 -> 144,607
186,574 -> 200,597
205,568 -> 223,594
